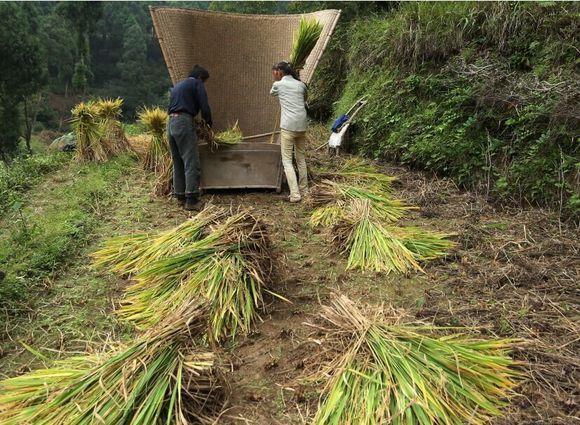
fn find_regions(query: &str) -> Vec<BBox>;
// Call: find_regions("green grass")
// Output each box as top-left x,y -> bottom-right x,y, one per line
0,151 -> 183,376
314,2 -> 579,219
0,153 -> 136,309
0,150 -> 69,217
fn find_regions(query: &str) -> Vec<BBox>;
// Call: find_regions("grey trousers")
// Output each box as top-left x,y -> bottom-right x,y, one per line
168,114 -> 200,197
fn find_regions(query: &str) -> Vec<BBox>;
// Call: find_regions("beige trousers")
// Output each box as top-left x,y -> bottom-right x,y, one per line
280,129 -> 308,199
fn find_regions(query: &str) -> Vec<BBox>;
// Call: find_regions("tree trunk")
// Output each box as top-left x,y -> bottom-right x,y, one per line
23,93 -> 43,154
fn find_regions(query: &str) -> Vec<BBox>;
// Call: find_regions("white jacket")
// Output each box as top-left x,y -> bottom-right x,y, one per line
270,75 -> 308,132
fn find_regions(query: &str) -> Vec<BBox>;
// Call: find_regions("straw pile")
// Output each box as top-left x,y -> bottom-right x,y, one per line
127,134 -> 151,159
0,302 -> 226,424
310,295 -> 520,424
93,205 -> 277,342
70,102 -> 107,163
94,98 -> 133,155
71,99 -> 132,163
197,120 -> 243,151
309,159 -> 454,273
138,107 -> 172,196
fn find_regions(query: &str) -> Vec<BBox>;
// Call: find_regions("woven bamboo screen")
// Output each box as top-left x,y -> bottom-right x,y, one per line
150,7 -> 341,137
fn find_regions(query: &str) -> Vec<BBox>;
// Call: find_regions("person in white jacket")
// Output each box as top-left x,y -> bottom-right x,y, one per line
270,61 -> 309,203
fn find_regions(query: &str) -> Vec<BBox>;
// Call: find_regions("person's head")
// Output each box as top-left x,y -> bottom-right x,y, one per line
189,65 -> 210,82
272,61 -> 299,81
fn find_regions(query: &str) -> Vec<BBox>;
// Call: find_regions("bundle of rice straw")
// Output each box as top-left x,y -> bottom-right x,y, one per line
94,206 -> 280,342
93,97 -> 133,155
315,157 -> 396,193
309,295 -> 521,425
127,134 -> 152,159
332,199 -> 453,274
197,120 -> 243,151
92,204 -> 228,276
139,107 -> 169,173
310,179 -> 412,225
138,107 -> 172,196
0,302 -> 226,424
213,121 -> 243,146
290,17 -> 323,72
70,102 -> 109,163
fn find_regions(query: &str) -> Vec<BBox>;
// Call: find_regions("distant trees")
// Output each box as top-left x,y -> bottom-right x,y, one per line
57,2 -> 103,94
0,3 -> 45,158
2,0 -> 337,158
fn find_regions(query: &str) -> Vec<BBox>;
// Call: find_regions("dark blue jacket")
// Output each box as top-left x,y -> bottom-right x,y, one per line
168,78 -> 212,127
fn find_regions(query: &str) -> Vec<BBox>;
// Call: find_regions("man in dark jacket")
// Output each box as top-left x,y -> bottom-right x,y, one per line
168,65 -> 212,211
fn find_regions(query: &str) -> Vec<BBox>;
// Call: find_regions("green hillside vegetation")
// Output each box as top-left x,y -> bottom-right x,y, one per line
311,2 -> 579,218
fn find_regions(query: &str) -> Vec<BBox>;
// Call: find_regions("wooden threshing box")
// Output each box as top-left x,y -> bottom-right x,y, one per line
150,7 -> 341,191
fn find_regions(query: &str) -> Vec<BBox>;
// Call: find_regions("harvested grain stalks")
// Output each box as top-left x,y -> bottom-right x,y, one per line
0,302 -> 226,424
70,102 -> 108,163
118,209 -> 277,341
315,157 -> 396,193
290,16 -> 323,72
197,120 -> 243,151
213,121 -> 243,147
94,206 -> 279,342
310,179 -> 413,224
332,199 -> 454,274
127,134 -> 151,159
71,99 -> 132,163
94,97 -> 133,155
92,204 -> 228,276
138,107 -> 172,195
309,295 -> 521,425
139,106 -> 169,173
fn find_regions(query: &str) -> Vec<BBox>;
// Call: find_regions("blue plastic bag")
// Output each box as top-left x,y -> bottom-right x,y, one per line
331,114 -> 349,133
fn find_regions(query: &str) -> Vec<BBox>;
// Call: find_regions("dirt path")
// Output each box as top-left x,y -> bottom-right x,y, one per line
0,138 -> 577,424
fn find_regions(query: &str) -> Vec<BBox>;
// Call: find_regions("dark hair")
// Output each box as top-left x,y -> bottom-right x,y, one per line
189,65 -> 210,81
272,61 -> 300,81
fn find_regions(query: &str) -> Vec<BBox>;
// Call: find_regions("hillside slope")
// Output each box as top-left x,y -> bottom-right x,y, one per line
0,129 -> 577,423
310,2 -> 579,219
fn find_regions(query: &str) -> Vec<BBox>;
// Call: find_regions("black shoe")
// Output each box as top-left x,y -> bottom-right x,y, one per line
184,196 -> 203,212
175,195 -> 186,207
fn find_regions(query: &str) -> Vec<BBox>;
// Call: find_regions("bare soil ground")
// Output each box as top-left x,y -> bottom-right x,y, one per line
1,132 -> 578,424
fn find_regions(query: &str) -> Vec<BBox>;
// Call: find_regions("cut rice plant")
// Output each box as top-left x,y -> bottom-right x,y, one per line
317,157 -> 396,193
310,179 -> 412,223
93,204 -> 227,276
94,97 -> 133,155
70,101 -> 109,163
139,106 -> 169,173
332,199 -> 454,273
139,106 -> 172,195
290,16 -> 323,72
0,302 -> 226,424
213,121 -> 243,146
311,295 -> 521,425
117,209 -> 276,341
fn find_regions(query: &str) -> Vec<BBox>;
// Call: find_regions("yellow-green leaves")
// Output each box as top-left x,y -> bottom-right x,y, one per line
94,205 -> 275,342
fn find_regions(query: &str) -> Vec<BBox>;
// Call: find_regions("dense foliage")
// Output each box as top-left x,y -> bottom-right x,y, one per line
313,2 -> 578,217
